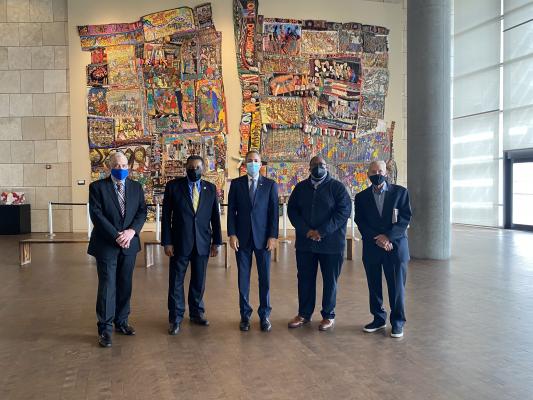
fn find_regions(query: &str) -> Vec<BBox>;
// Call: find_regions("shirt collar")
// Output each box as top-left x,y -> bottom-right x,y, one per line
111,175 -> 125,186
187,177 -> 201,187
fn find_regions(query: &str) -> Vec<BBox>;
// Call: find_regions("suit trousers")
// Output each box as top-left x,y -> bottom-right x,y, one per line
295,251 -> 344,320
96,253 -> 136,334
363,255 -> 407,329
168,246 -> 209,324
235,245 -> 272,321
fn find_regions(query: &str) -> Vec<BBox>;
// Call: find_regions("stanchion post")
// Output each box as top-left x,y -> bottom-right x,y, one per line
86,202 -> 92,238
156,203 -> 161,242
46,201 -> 55,238
280,197 -> 291,244
350,201 -> 355,239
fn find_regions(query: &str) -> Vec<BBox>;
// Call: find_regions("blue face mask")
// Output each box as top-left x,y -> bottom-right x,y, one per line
111,168 -> 129,181
246,162 -> 261,177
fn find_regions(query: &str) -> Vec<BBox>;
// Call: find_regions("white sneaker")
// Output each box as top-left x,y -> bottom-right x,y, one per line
390,327 -> 404,338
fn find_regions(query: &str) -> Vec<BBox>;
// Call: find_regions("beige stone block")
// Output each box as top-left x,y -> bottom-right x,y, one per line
0,70 -> 20,93
44,115 -> 66,139
29,0 -> 52,22
34,139 -> 57,163
0,140 -> 11,161
21,116 -> 44,139
43,69 -> 65,92
32,92 -> 55,116
30,45 -> 53,69
11,140 -> 34,163
52,208 -> 71,232
0,94 -> 9,116
55,92 -> 68,116
10,93 -> 32,116
7,0 -> 29,22
0,0 -> 6,23
42,21 -> 64,45
19,22 -> 42,45
0,23 -> 19,45
57,185 -> 71,209
34,185 -> 57,209
46,162 -> 69,186
23,163 -> 46,186
8,46 -> 31,69
56,139 -> 69,162
21,69 -> 43,93
0,117 -> 21,139
53,45 -> 66,68
0,163 -> 23,186
30,208 -> 47,231
51,0 -> 65,22
0,47 -> 8,69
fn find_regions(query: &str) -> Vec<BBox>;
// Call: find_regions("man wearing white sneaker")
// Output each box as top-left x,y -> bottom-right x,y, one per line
354,160 -> 412,338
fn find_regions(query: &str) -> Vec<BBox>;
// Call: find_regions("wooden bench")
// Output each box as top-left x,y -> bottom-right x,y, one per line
144,240 -> 231,269
19,238 -> 90,266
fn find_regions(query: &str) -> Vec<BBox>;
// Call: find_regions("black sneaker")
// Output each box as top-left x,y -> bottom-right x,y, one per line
240,319 -> 250,331
260,318 -> 272,332
98,332 -> 112,348
363,321 -> 386,333
391,326 -> 404,338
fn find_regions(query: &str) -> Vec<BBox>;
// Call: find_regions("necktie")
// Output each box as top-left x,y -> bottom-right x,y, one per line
192,184 -> 199,212
116,181 -> 125,217
249,178 -> 256,204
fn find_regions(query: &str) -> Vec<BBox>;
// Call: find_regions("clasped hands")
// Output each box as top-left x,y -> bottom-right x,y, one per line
116,229 -> 135,249
229,235 -> 278,252
374,234 -> 393,251
306,229 -> 321,242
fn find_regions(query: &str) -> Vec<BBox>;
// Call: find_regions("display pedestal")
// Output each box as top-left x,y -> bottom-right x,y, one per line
0,204 -> 31,234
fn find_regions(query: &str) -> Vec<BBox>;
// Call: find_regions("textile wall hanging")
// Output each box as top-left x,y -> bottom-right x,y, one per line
78,3 -> 228,210
233,0 -> 396,197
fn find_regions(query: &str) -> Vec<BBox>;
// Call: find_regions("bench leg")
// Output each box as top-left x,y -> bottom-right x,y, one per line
346,238 -> 353,261
19,242 -> 31,266
145,244 -> 154,268
223,242 -> 230,269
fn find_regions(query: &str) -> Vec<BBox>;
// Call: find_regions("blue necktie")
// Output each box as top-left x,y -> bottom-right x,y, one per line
249,178 -> 257,204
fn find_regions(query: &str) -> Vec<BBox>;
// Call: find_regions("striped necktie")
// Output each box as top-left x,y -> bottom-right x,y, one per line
116,181 -> 125,217
192,184 -> 200,212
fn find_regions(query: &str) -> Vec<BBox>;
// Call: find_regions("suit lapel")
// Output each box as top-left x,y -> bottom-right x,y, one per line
241,175 -> 253,208
253,175 -> 265,206
180,179 -> 194,213
382,185 -> 395,222
366,187 -> 382,220
107,177 -> 122,217
124,178 -> 134,221
196,180 -> 208,214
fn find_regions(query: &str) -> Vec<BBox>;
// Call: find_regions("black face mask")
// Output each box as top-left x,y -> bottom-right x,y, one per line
311,166 -> 327,179
186,168 -> 202,182
369,174 -> 386,186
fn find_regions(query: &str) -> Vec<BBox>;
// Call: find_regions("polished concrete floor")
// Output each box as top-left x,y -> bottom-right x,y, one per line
1,226 -> 533,399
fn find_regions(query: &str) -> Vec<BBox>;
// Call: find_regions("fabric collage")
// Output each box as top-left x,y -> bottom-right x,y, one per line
78,3 -> 228,209
233,0 -> 396,197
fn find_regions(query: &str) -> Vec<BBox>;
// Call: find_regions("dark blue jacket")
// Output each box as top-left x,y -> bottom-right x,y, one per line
161,177 -> 222,256
227,175 -> 279,250
88,177 -> 147,259
288,174 -> 351,254
354,184 -> 411,264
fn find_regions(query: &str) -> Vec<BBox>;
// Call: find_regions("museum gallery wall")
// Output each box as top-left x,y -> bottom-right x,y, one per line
78,3 -> 228,215
234,0 -> 396,197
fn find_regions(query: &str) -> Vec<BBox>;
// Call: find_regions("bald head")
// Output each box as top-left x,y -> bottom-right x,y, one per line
309,155 -> 325,169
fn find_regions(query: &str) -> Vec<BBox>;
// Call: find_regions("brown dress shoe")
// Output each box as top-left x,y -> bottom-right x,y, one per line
318,319 -> 335,331
288,315 -> 310,329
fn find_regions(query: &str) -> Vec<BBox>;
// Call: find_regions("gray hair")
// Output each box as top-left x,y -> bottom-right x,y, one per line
108,151 -> 128,167
368,160 -> 386,172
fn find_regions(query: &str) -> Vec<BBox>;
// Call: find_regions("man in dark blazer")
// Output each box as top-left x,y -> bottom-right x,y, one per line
354,160 -> 412,338
287,155 -> 352,331
162,155 -> 222,335
88,151 -> 147,348
227,150 -> 279,332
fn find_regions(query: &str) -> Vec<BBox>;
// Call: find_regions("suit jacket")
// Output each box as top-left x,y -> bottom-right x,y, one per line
288,174 -> 352,254
354,184 -> 412,264
227,175 -> 279,250
88,177 -> 147,259
161,177 -> 222,256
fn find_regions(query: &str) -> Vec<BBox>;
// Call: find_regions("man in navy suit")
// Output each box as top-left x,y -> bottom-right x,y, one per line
287,155 -> 352,331
354,160 -> 412,338
88,151 -> 147,348
161,155 -> 222,335
227,150 -> 279,332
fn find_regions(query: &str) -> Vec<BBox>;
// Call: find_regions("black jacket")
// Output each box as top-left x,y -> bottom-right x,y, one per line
88,177 -> 147,259
354,184 -> 411,264
161,177 -> 222,256
288,174 -> 351,254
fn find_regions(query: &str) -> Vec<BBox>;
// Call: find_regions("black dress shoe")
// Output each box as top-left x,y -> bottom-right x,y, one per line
115,324 -> 136,336
168,323 -> 180,335
98,333 -> 112,348
190,315 -> 209,326
260,318 -> 272,332
240,319 -> 250,331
